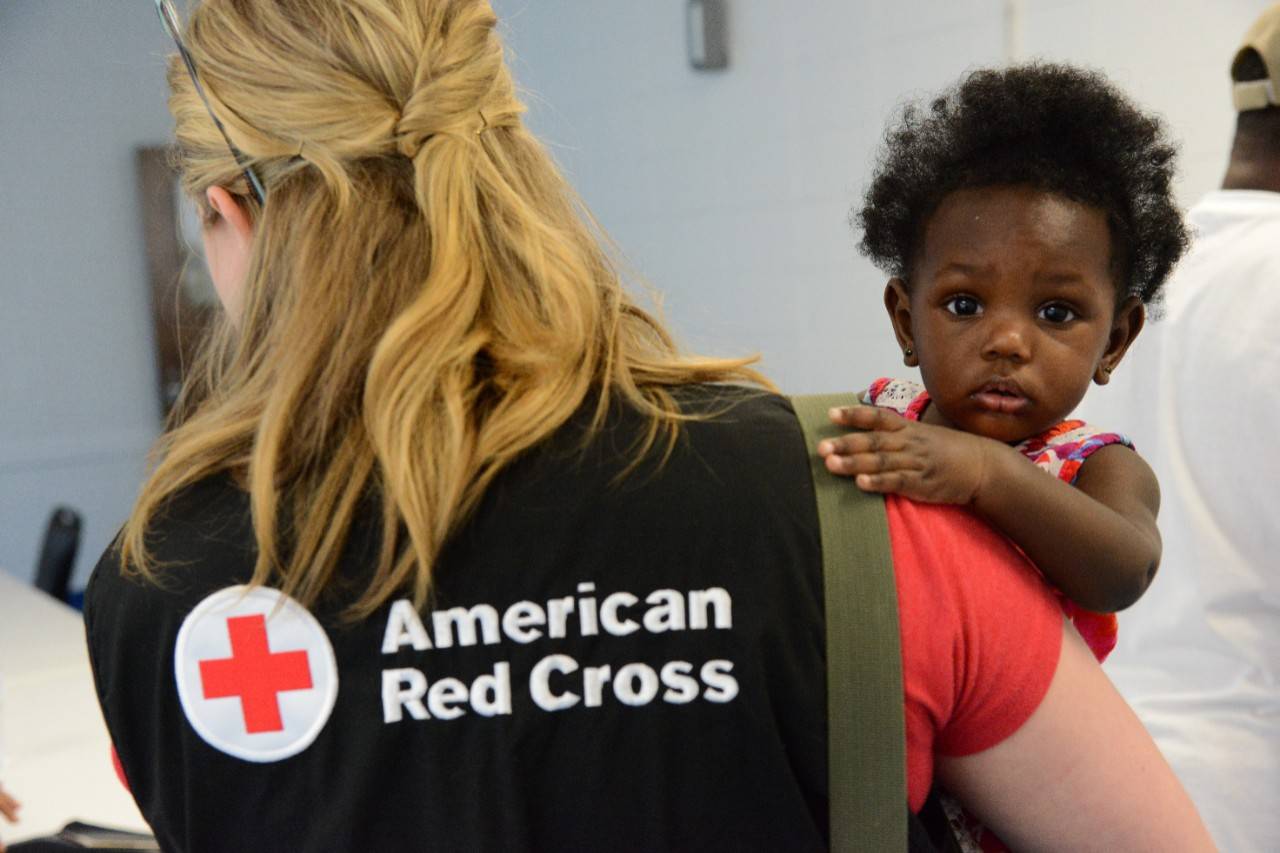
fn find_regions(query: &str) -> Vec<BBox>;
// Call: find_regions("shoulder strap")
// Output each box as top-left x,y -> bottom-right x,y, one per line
790,394 -> 907,853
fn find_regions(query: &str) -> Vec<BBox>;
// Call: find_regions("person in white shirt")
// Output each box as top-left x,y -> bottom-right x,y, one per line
1105,6 -> 1280,851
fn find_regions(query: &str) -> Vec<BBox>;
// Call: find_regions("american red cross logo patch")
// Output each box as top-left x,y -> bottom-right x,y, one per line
175,586 -> 338,762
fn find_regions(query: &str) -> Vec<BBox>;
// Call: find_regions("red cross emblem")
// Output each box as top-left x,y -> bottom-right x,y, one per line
199,614 -> 315,734
176,586 -> 338,762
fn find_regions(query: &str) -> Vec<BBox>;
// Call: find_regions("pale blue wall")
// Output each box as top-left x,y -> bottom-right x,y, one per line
1,2 -> 172,586
1,0 -> 1272,585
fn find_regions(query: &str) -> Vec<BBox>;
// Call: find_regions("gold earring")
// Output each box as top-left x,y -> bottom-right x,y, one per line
904,347 -> 913,358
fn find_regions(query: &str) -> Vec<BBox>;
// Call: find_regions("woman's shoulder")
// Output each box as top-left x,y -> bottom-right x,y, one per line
670,383 -> 787,417
676,384 -> 867,452
658,386 -> 820,509
148,473 -> 254,558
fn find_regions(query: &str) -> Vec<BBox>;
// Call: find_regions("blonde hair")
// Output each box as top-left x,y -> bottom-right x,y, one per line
121,0 -> 770,619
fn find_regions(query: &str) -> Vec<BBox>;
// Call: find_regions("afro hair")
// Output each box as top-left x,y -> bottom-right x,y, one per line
856,63 -> 1189,304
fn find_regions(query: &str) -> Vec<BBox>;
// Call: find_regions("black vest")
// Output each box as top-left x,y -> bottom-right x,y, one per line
86,388 -> 844,851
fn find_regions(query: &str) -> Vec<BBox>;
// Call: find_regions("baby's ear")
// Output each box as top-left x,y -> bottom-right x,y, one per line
883,278 -> 917,366
1096,296 -> 1146,384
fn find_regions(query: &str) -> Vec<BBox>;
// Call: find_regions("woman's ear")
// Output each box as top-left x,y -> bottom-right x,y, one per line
202,186 -> 256,324
205,186 -> 255,242
884,278 -> 918,367
1095,296 -> 1145,385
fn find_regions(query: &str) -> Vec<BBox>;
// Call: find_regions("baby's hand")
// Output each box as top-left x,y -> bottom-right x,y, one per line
816,405 -> 990,505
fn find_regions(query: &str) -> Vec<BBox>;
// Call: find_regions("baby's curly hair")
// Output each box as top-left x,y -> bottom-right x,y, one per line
856,63 -> 1189,304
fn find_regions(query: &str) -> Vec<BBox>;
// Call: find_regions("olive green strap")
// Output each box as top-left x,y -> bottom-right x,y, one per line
791,394 -> 907,853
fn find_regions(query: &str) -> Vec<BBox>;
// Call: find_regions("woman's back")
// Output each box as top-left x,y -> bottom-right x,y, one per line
89,389 -> 834,851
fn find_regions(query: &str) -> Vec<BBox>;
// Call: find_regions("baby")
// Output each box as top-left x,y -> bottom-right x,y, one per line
818,63 -> 1190,850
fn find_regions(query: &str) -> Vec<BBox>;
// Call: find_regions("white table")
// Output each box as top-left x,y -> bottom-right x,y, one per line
0,569 -> 149,845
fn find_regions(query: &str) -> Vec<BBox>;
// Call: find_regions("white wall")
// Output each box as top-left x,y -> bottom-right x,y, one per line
1,0 -> 1272,586
0,2 -> 172,585
491,0 -> 1276,412
1020,0 -> 1263,224
493,0 -> 1007,394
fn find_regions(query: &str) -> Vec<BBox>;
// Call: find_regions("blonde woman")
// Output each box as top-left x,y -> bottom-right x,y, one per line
85,2 -> 1211,851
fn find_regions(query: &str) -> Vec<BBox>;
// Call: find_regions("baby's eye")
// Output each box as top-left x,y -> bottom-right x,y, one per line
1038,303 -> 1077,324
944,295 -> 982,316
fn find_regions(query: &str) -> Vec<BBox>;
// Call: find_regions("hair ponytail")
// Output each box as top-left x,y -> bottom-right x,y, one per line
121,0 -> 769,618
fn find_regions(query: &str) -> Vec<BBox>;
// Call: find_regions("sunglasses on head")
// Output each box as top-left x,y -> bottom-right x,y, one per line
155,0 -> 267,205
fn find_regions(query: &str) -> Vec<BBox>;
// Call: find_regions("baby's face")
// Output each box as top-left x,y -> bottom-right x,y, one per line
894,185 -> 1130,443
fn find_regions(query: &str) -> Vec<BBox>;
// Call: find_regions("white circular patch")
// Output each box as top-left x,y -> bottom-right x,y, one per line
174,585 -> 338,763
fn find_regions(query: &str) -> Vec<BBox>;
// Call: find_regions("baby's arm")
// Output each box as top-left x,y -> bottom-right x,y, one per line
818,405 -> 1161,613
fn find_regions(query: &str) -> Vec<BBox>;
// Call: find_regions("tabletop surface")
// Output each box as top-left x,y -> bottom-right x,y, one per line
0,569 -> 150,844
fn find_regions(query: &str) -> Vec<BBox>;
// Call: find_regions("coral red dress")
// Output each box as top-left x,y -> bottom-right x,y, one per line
865,376 -> 1130,852
864,376 -> 1125,660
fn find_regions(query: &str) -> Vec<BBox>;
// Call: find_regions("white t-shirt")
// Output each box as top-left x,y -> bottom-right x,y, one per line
1102,190 -> 1280,853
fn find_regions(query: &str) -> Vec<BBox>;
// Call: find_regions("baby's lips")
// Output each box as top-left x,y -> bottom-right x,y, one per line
972,390 -> 1030,414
